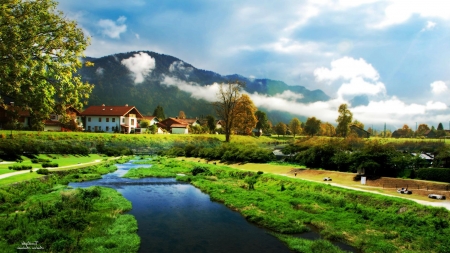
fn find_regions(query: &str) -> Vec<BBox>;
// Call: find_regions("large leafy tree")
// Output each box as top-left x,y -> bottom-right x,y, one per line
234,94 -> 257,135
336,104 -> 353,138
416,123 -> 430,136
274,122 -> 287,138
213,80 -> 244,142
205,115 -> 216,133
304,117 -> 321,136
289,118 -> 302,139
320,122 -> 336,137
0,0 -> 93,129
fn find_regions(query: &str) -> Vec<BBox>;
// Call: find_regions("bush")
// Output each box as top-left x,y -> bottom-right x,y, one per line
8,165 -> 32,170
42,162 -> 59,168
417,168 -> 450,183
36,168 -> 50,175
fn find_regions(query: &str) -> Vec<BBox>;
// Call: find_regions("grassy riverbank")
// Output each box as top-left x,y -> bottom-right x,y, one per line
0,160 -> 140,252
125,157 -> 450,253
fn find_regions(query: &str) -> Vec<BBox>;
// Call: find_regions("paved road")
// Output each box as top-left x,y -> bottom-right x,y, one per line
0,159 -> 103,180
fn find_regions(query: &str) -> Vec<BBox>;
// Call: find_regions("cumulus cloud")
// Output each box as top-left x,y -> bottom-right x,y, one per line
373,1 -> 450,29
314,57 -> 379,82
430,81 -> 448,94
98,16 -> 127,39
121,52 -> 156,84
337,77 -> 386,97
426,101 -> 447,110
273,90 -> 304,101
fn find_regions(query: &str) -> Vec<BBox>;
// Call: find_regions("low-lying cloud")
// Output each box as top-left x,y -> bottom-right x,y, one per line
121,52 -> 155,84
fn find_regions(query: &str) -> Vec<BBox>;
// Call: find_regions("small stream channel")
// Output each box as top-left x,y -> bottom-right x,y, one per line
69,159 -> 358,253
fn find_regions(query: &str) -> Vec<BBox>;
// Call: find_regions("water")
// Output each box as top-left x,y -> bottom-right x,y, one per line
70,161 -> 293,253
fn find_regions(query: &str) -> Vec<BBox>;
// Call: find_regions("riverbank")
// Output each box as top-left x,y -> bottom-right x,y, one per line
0,159 -> 140,252
125,157 -> 450,253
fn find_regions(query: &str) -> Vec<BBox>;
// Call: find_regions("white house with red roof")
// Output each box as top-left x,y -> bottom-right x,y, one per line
81,104 -> 143,133
158,117 -> 189,134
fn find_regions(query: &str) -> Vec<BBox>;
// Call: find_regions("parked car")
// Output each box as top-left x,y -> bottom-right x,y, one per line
428,194 -> 446,200
323,177 -> 332,181
397,188 -> 412,194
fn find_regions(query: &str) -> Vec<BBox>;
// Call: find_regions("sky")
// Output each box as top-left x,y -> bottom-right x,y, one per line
57,0 -> 450,131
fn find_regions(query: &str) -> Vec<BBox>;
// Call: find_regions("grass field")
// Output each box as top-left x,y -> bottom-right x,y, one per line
0,154 -> 105,175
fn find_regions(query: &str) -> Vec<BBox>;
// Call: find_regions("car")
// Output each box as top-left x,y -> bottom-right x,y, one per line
323,177 -> 332,181
397,188 -> 412,194
428,194 -> 446,200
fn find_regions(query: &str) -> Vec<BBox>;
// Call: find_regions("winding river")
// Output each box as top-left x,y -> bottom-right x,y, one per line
69,160 -> 294,253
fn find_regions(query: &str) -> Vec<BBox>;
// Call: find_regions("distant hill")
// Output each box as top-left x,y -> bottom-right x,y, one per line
78,51 -> 330,123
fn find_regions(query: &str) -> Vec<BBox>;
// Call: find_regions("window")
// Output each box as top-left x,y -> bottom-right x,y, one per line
106,126 -> 109,131
131,119 -> 135,125
122,118 -> 125,123
88,126 -> 91,130
112,118 -> 115,122
106,118 -> 109,122
88,117 -> 91,122
99,118 -> 102,122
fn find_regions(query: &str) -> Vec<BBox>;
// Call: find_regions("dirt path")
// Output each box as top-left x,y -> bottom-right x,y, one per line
0,159 -> 103,180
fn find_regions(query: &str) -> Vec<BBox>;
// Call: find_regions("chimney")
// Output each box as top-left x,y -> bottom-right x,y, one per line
125,104 -> 128,107
102,104 -> 105,106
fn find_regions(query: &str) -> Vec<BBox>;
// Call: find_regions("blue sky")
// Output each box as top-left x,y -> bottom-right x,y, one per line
58,0 -> 450,130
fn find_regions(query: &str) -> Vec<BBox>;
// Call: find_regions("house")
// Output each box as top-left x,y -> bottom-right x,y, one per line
216,120 -> 225,129
136,116 -> 163,134
81,104 -> 143,133
424,130 -> 437,138
178,118 -> 201,127
349,125 -> 371,138
44,107 -> 83,131
158,117 -> 189,134
0,102 -> 30,129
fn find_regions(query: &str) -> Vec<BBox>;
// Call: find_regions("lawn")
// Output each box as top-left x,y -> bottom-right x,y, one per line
0,154 -> 105,175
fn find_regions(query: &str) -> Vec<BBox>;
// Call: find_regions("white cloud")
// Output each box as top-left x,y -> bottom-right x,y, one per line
426,101 -> 447,110
337,77 -> 386,97
421,21 -> 437,32
430,80 -> 448,94
274,90 -> 304,101
161,76 -> 220,102
264,38 -> 324,54
135,33 -> 140,39
373,1 -> 450,29
95,67 -> 104,76
314,57 -> 379,82
169,61 -> 193,73
98,17 -> 127,39
121,52 -> 156,84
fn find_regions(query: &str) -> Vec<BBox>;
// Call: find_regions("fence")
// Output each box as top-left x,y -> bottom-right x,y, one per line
379,183 -> 450,191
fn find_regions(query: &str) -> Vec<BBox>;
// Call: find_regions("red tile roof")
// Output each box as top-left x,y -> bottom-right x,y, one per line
81,105 -> 143,118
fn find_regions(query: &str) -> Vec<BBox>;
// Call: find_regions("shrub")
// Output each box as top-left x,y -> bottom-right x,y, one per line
8,165 -> 32,170
42,162 -> 59,168
36,168 -> 50,175
417,168 -> 450,183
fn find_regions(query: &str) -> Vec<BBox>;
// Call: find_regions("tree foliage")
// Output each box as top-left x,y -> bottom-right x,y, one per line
336,104 -> 353,137
320,122 -> 336,137
234,94 -> 257,135
213,81 -> 244,142
289,118 -> 302,138
255,110 -> 270,133
274,122 -> 287,137
304,117 -> 321,136
178,111 -> 186,119
416,124 -> 430,136
139,119 -> 150,128
0,0 -> 93,129
206,115 -> 216,133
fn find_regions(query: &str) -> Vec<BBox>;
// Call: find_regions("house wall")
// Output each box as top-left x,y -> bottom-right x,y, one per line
84,115 -> 138,133
172,127 -> 188,134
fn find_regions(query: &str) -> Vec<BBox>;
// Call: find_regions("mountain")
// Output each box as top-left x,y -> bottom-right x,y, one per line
78,51 -> 330,123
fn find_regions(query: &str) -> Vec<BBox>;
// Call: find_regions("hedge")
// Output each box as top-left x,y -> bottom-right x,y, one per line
416,168 -> 450,183
8,165 -> 32,171
42,162 -> 59,168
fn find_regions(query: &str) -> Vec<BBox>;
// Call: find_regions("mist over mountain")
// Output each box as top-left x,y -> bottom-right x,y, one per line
79,51 -> 330,123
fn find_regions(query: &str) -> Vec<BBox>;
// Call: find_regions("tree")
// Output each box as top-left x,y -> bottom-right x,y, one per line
320,122 -> 336,137
438,123 -> 444,131
336,104 -> 353,138
213,81 -> 245,142
416,124 -> 430,136
401,124 -> 413,138
437,122 -> 446,138
352,119 -> 364,129
234,94 -> 257,135
289,118 -> 302,138
206,115 -> 216,133
274,122 -> 287,138
255,111 -> 270,133
304,117 -> 321,136
178,111 -> 186,119
1,0 -> 93,130
140,119 -> 150,129
152,105 -> 165,120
